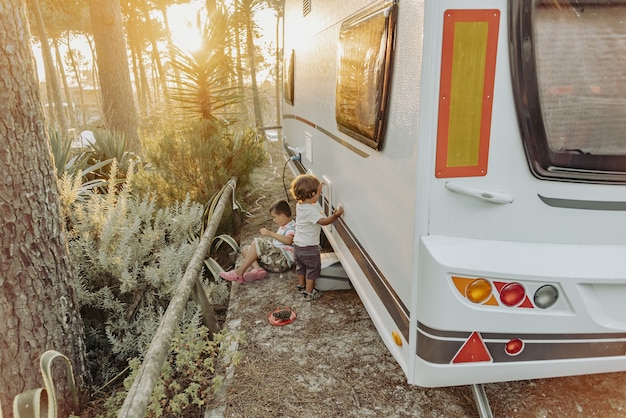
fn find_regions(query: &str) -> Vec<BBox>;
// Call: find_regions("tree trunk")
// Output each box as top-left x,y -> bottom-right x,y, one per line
274,11 -> 281,125
0,1 -> 91,416
243,2 -> 264,128
139,1 -> 169,104
131,45 -> 146,116
158,4 -> 182,91
139,50 -> 154,114
65,35 -> 88,125
54,38 -> 77,127
86,36 -> 105,122
29,0 -> 68,134
127,20 -> 152,117
88,0 -> 140,152
234,24 -> 247,120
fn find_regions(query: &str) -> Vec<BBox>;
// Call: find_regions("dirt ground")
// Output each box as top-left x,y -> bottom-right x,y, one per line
207,140 -> 626,418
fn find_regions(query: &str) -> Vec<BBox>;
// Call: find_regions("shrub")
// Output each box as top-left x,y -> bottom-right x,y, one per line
100,319 -> 243,417
85,130 -> 139,181
63,166 -> 230,387
134,120 -> 267,207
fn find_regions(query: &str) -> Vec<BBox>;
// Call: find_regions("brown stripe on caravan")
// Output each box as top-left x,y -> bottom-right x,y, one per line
331,207 -> 411,341
417,321 -> 626,364
283,125 -> 406,338
283,114 -> 370,158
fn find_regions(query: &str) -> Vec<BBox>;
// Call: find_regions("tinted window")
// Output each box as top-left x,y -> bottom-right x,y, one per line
335,0 -> 397,150
510,0 -> 626,183
284,49 -> 295,105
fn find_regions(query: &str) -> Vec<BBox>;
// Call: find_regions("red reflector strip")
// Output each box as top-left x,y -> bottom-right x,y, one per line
435,9 -> 500,178
452,332 -> 493,363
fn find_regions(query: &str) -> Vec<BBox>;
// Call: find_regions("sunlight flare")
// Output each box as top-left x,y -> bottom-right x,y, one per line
167,4 -> 204,52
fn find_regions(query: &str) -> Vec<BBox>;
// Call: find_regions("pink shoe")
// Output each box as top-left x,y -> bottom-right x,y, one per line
243,268 -> 267,282
219,270 -> 244,283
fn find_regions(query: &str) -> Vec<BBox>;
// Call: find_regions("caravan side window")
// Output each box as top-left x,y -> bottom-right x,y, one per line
510,0 -> 626,183
335,0 -> 397,150
284,49 -> 295,105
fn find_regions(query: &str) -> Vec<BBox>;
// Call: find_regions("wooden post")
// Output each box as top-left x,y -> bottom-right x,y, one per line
117,178 -> 236,418
191,277 -> 221,335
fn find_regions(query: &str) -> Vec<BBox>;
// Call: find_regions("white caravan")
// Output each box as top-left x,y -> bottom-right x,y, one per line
281,0 -> 626,403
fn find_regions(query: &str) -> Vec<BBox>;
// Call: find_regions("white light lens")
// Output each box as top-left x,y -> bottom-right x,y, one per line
534,285 -> 559,309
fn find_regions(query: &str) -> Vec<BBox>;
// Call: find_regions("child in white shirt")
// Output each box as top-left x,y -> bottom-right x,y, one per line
290,174 -> 344,300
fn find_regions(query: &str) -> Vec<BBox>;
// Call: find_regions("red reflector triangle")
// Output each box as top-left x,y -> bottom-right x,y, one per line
452,332 -> 493,364
492,281 -> 507,293
518,296 -> 534,309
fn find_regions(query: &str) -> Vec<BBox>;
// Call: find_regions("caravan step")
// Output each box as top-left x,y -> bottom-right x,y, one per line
317,253 -> 352,291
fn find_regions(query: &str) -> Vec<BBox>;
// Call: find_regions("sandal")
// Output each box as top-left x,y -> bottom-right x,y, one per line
303,289 -> 323,301
243,268 -> 267,282
297,285 -> 306,294
219,270 -> 244,283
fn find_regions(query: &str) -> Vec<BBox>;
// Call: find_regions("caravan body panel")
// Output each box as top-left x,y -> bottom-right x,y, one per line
283,0 -> 626,386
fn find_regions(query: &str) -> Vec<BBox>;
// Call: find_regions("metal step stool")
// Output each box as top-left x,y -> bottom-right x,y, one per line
315,252 -> 352,291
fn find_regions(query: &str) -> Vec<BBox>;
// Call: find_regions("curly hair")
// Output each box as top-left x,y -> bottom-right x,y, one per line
290,174 -> 320,202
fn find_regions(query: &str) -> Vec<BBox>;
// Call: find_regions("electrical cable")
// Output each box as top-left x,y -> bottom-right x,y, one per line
283,158 -> 292,202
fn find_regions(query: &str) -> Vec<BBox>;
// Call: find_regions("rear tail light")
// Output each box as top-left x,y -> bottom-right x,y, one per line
465,278 -> 493,304
452,276 -> 560,311
499,282 -> 526,307
533,284 -> 559,309
505,338 -> 524,356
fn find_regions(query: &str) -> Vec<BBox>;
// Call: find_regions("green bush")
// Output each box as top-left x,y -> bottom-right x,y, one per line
134,120 -> 267,207
50,128 -> 139,204
100,319 -> 243,418
63,167 -> 231,387
86,130 -> 138,181
48,128 -> 90,178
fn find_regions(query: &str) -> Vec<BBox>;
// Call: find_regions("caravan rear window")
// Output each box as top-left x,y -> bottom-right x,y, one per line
335,0 -> 397,150
510,0 -> 626,183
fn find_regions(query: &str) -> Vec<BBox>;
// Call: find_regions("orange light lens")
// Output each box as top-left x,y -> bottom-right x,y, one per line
392,331 -> 403,347
465,278 -> 493,304
500,282 -> 525,307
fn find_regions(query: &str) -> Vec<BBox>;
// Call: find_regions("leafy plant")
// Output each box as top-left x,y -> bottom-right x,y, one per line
100,319 -> 243,417
167,3 -> 242,123
48,128 -> 106,178
85,129 -> 140,182
64,165 -> 230,386
50,128 -> 117,219
134,119 -> 267,207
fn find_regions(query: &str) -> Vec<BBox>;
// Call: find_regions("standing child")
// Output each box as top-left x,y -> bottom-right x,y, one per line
220,199 -> 296,283
290,174 -> 344,301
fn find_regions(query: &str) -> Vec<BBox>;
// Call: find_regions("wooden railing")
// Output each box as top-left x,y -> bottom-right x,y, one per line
117,178 -> 236,417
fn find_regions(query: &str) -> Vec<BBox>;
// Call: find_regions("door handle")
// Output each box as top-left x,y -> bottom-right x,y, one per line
445,182 -> 514,204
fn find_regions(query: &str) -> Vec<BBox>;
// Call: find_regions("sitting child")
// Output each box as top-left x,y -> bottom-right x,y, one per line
219,199 -> 296,283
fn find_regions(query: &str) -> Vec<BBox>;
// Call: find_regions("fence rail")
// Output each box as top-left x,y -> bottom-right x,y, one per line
117,177 -> 237,418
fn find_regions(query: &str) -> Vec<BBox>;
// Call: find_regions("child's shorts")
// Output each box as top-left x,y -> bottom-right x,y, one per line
254,237 -> 291,273
294,244 -> 321,280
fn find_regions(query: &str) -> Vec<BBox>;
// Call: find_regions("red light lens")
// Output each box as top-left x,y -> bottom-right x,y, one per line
500,282 -> 525,307
505,338 -> 524,356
